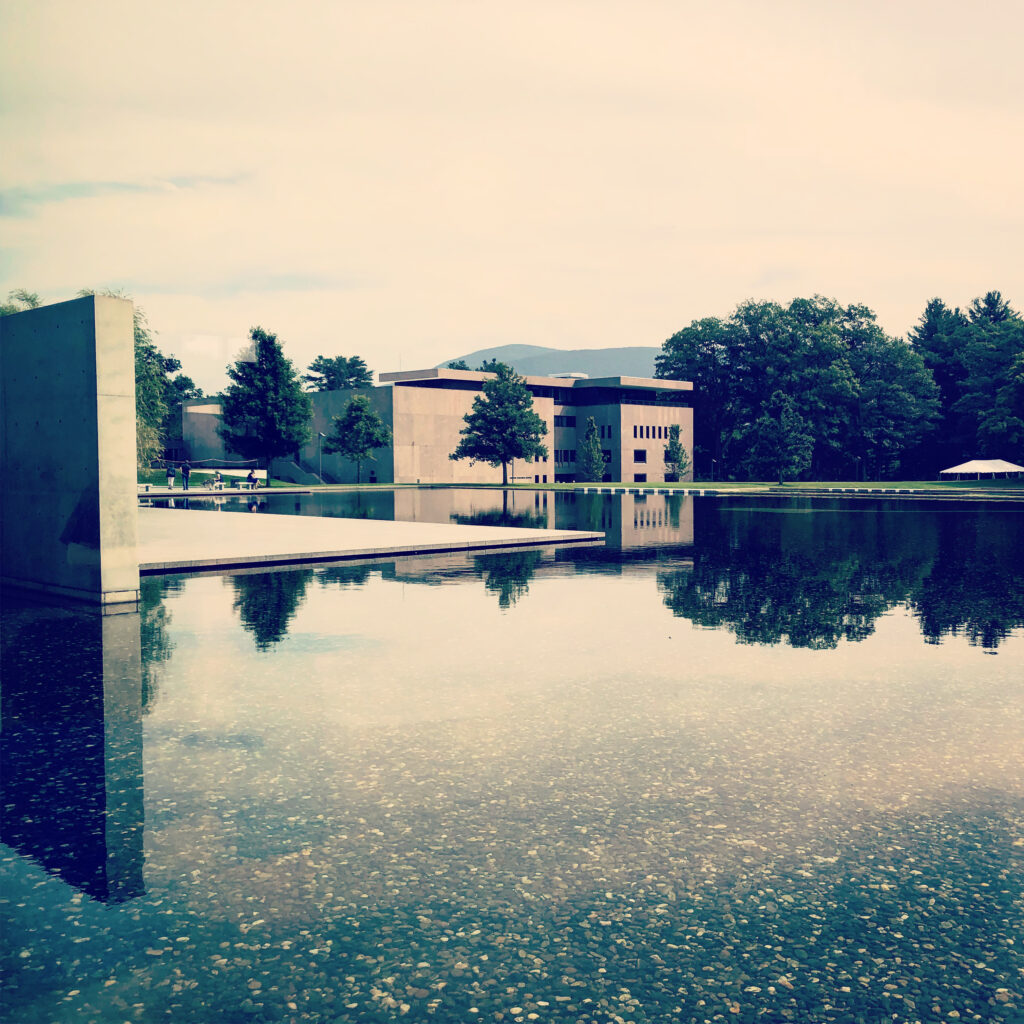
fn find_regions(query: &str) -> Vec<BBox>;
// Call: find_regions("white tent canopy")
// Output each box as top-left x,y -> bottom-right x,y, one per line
940,459 -> 1024,476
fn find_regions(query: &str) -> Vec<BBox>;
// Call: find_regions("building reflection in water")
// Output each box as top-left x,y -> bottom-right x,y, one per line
0,597 -> 145,902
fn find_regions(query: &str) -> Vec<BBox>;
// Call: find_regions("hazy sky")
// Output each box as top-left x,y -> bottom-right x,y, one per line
2,0 -> 1022,393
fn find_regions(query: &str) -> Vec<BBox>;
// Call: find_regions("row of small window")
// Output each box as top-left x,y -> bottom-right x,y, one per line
633,449 -> 677,463
634,424 -> 673,439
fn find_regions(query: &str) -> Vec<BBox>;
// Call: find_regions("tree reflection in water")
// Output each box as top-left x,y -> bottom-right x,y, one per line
139,575 -> 184,711
475,549 -> 543,609
230,569 -> 314,650
658,500 -> 1024,650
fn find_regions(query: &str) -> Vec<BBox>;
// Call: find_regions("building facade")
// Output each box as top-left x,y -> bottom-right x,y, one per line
182,367 -> 694,484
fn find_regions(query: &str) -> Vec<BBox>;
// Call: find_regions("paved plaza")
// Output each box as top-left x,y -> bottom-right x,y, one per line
137,507 -> 602,573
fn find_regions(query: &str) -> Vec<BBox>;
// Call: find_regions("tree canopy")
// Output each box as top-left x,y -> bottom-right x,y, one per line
0,289 -> 41,315
446,359 -> 471,370
657,295 -> 939,480
908,291 -> 1024,467
303,354 -> 373,391
220,326 -> 312,469
323,394 -> 392,482
450,363 -> 548,485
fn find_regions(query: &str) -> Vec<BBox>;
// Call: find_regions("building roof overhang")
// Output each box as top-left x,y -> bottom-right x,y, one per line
378,368 -> 693,392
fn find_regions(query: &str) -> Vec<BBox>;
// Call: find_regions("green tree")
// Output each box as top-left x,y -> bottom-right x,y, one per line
663,423 -> 690,481
478,358 -> 504,372
744,391 -> 814,484
0,289 -> 41,315
450,363 -> 548,485
231,569 -> 313,651
475,550 -> 542,609
909,290 -> 1024,466
303,354 -> 373,391
220,326 -> 312,471
576,416 -> 606,481
659,295 -> 940,480
848,333 -> 938,478
78,288 -> 171,468
323,394 -> 392,483
446,359 -> 471,370
160,355 -> 203,445
655,316 -> 732,477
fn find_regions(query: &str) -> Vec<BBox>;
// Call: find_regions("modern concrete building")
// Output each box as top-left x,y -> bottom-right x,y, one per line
182,367 -> 694,485
1,295 -> 140,606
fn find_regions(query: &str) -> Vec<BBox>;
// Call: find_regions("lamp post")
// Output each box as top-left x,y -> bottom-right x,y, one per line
318,432 -> 326,482
711,458 -> 717,482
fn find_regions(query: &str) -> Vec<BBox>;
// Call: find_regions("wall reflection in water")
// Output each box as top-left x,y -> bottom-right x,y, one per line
0,598 -> 145,902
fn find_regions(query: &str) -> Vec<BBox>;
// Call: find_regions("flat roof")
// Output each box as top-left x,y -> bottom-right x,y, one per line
379,368 -> 692,391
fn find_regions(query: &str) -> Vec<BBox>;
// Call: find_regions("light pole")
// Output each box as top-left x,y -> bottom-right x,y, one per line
318,432 -> 326,482
711,458 -> 717,482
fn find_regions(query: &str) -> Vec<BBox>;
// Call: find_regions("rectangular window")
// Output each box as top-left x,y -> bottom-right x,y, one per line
633,425 -> 638,438
634,449 -> 647,463
646,425 -> 651,438
554,415 -> 577,428
634,473 -> 647,483
607,426 -> 613,440
602,449 -> 612,463
658,426 -> 663,439
543,474 -> 547,483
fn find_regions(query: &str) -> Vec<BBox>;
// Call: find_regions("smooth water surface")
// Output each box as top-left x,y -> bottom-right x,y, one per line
3,494 -> 1023,1023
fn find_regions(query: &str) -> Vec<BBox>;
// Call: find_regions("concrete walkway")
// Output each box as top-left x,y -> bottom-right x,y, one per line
137,507 -> 603,574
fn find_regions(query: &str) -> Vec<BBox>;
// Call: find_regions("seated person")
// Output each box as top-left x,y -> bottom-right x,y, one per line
246,469 -> 259,489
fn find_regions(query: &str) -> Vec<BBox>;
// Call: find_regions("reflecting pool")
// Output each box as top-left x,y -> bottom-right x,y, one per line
3,494 -> 1023,1023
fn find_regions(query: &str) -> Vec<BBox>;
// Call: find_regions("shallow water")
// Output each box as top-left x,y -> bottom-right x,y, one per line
3,494 -> 1023,1023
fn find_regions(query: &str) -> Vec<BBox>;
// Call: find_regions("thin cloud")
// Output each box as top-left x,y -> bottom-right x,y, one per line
110,272 -> 366,300
0,174 -> 246,217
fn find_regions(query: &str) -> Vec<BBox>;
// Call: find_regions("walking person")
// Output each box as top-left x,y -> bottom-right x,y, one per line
165,463 -> 175,489
182,460 -> 191,491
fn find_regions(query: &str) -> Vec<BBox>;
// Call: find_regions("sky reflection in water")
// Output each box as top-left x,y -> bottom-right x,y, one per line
2,494 -> 1022,1023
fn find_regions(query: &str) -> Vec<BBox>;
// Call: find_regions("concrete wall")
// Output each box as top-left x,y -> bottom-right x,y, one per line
0,295 -> 139,605
613,403 -> 694,483
180,400 -> 249,465
302,388 -> 396,483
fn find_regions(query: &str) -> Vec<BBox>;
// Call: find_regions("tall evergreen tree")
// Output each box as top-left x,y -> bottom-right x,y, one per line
576,417 -> 606,482
744,391 -> 814,484
450,363 -> 547,485
220,326 -> 312,471
663,424 -> 690,481
909,290 -> 1024,466
323,394 -> 392,483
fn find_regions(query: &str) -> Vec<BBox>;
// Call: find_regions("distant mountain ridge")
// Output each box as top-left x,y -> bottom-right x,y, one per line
438,344 -> 661,379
